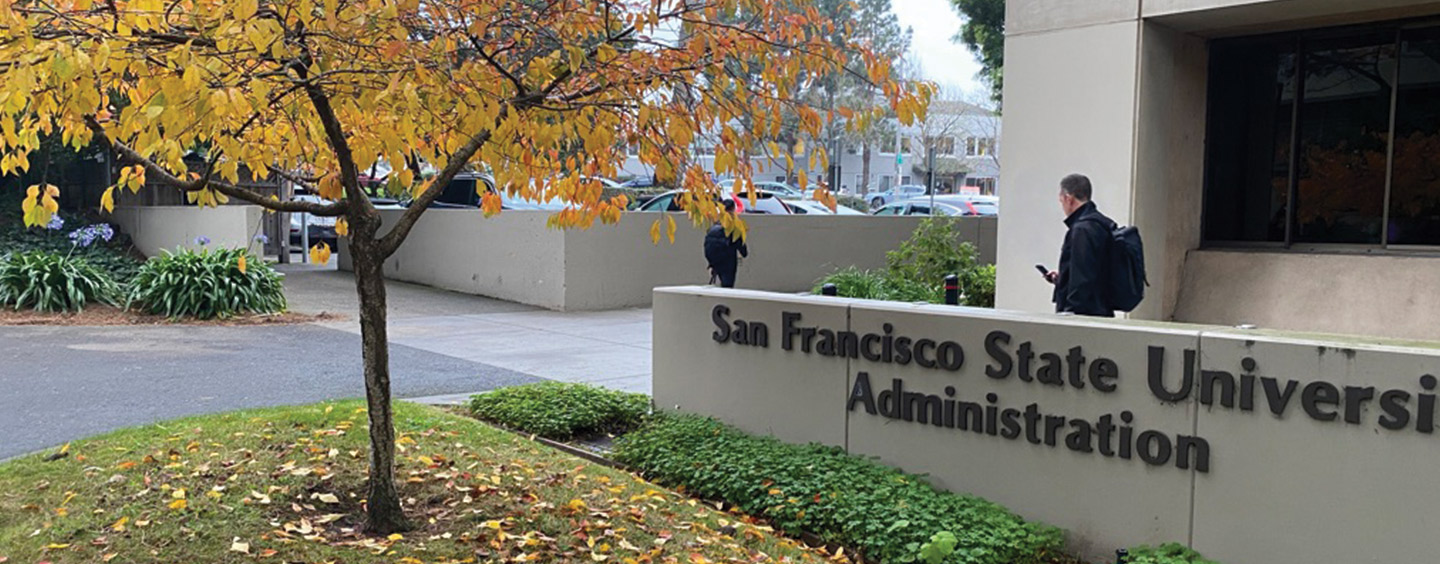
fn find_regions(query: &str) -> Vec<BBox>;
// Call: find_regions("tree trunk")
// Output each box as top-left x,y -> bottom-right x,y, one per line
861,143 -> 872,196
350,232 -> 411,535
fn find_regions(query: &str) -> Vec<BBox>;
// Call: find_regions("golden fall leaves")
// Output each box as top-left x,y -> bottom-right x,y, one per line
20,184 -> 58,228
0,403 -> 848,564
309,243 -> 333,264
0,0 -> 928,237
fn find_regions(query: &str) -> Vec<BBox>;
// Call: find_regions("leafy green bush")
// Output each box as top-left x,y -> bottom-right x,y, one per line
613,415 -> 1066,564
815,267 -> 941,304
126,247 -> 285,319
886,217 -> 981,289
961,264 -> 996,308
0,251 -> 120,312
1125,543 -> 1219,564
836,194 -> 869,212
469,382 -> 650,440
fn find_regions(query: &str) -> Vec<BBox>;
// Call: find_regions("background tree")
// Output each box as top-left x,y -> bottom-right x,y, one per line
0,0 -> 928,534
950,0 -> 1005,105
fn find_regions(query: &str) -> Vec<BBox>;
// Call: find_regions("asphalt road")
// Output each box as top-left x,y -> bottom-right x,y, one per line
0,323 -> 541,460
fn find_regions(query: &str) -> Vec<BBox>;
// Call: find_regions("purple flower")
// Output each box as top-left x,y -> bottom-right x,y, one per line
46,215 -> 64,230
194,235 -> 211,246
253,233 -> 269,244
68,224 -> 115,248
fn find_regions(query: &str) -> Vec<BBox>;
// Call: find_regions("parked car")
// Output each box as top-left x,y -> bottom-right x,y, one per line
784,199 -> 865,215
635,189 -> 793,215
718,179 -> 804,198
290,193 -> 338,248
871,198 -> 995,217
867,185 -> 928,209
928,195 -> 999,216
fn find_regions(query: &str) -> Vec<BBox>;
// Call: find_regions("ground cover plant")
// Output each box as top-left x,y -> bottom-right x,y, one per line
1124,544 -> 1220,564
0,250 -> 119,312
469,382 -> 650,441
126,247 -> 286,319
0,401 -> 840,564
613,414 -> 1068,564
0,212 -> 143,284
817,218 -> 996,307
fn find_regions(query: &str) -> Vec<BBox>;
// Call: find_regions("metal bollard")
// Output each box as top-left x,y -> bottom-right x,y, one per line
943,274 -> 960,305
1115,548 -> 1129,564
821,283 -> 838,296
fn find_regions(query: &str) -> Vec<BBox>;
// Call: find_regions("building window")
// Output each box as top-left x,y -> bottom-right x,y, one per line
900,137 -> 913,154
902,176 -> 912,185
927,136 -> 956,156
880,175 -> 894,192
1204,20 -> 1440,247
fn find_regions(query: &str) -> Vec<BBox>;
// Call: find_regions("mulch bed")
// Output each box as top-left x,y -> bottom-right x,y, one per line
0,304 -> 344,326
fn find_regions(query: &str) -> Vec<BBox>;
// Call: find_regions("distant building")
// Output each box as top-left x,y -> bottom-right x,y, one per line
618,101 -> 1001,196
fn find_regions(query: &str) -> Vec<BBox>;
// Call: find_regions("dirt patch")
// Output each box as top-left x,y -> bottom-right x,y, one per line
0,304 -> 344,326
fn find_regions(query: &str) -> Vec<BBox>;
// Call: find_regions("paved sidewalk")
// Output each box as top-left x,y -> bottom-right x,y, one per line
282,266 -> 655,394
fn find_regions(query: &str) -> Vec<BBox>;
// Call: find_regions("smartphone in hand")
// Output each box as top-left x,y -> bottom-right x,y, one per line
1034,264 -> 1050,276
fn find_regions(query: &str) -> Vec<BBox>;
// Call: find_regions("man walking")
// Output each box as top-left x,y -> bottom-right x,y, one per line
1046,173 -> 1116,317
704,199 -> 749,288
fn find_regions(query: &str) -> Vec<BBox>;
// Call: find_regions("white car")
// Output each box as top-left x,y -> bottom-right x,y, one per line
784,199 -> 865,215
636,189 -> 794,215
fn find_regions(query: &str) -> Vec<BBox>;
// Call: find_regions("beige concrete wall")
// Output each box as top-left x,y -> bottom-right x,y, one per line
654,287 -> 1440,564
1007,0 -> 1138,36
996,22 -> 1142,314
112,205 -> 263,258
844,302 -> 1201,560
1174,250 -> 1440,341
343,210 -> 995,311
1193,329 -> 1440,564
653,289 -> 854,446
563,214 -> 996,311
1131,23 -> 1209,321
349,209 -> 569,310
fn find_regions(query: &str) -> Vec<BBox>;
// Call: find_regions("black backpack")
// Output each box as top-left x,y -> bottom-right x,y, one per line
1107,226 -> 1147,312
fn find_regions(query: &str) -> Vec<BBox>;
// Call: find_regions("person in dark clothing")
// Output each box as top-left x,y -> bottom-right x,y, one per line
1047,174 -> 1116,317
704,199 -> 749,288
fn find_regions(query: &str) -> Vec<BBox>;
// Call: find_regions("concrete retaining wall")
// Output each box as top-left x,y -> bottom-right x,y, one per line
1173,249 -> 1440,341
340,210 -> 996,311
112,205 -> 263,258
654,286 -> 1440,564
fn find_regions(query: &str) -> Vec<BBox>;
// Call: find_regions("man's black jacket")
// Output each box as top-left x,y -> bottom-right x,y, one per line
1054,201 -> 1116,317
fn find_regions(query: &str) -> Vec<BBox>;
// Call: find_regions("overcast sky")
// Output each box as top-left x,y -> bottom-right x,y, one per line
891,0 -> 987,100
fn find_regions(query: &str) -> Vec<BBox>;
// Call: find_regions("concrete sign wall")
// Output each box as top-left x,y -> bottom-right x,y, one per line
654,286 -> 1440,564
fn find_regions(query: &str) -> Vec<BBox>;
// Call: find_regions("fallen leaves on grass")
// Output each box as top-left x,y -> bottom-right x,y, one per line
0,402 -> 850,564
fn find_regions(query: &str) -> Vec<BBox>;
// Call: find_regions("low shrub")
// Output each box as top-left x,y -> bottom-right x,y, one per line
886,217 -> 981,290
126,247 -> 285,319
0,251 -> 120,312
962,264 -> 996,308
815,267 -> 941,304
0,217 -> 143,283
613,415 -> 1067,564
1125,543 -> 1219,564
469,382 -> 650,440
816,218 -> 995,308
836,194 -> 869,212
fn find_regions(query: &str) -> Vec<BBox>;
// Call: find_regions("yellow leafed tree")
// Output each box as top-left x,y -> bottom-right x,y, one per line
0,0 -> 928,532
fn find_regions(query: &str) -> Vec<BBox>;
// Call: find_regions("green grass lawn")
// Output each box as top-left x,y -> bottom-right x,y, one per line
0,401 -> 833,564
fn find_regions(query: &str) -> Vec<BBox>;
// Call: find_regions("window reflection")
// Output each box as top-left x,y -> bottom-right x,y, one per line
1294,32 -> 1395,244
1389,28 -> 1440,246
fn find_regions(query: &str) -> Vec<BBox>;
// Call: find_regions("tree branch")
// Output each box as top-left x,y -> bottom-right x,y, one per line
377,128 -> 493,258
85,116 -> 349,216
